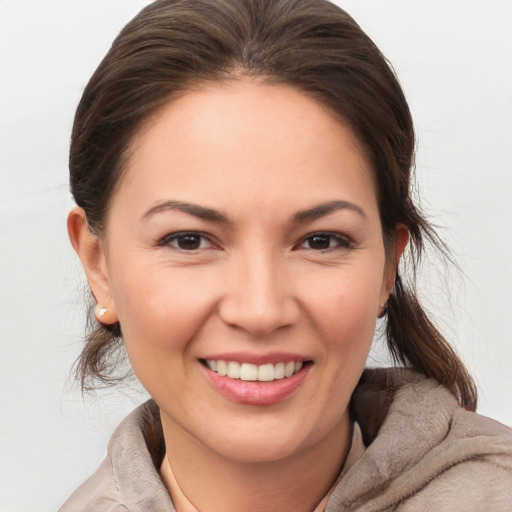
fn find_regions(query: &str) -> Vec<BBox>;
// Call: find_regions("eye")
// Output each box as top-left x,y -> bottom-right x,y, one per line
159,232 -> 213,251
298,232 -> 351,251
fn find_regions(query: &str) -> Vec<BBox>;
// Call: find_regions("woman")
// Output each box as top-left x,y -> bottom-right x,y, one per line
60,0 -> 512,510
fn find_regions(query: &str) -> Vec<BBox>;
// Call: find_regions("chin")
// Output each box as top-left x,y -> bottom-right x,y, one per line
213,435 -> 306,464
202,416 -> 332,464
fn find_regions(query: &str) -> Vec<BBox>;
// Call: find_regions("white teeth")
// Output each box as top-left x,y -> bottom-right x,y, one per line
205,359 -> 306,381
257,363 -> 275,382
227,361 -> 240,379
216,360 -> 227,376
274,362 -> 285,379
240,363 -> 258,381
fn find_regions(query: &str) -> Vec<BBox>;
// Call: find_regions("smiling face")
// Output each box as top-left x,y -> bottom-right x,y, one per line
74,80 -> 402,464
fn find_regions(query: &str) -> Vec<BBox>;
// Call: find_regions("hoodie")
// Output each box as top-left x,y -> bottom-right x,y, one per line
59,369 -> 512,511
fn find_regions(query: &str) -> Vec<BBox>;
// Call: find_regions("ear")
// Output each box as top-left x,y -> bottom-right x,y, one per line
382,224 -> 409,298
67,207 -> 118,325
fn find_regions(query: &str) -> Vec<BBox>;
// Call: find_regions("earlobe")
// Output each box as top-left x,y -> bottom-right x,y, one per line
93,304 -> 117,325
67,207 -> 118,324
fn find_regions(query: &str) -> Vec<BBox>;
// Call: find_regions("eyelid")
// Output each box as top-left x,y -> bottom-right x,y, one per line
155,230 -> 352,252
295,231 -> 353,250
157,231 -> 218,250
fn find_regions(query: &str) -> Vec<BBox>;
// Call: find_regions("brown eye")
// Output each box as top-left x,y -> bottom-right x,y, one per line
300,232 -> 351,251
175,234 -> 202,250
307,234 -> 332,250
160,232 -> 212,250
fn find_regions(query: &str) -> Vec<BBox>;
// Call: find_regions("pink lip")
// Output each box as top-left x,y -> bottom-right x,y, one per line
199,362 -> 311,406
200,351 -> 309,366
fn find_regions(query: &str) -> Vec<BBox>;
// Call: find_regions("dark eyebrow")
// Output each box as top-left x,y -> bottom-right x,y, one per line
293,200 -> 367,223
141,200 -> 230,224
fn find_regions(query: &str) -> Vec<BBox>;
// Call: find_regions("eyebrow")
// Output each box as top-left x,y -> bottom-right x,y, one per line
293,200 -> 367,223
141,199 -> 366,224
141,200 -> 230,224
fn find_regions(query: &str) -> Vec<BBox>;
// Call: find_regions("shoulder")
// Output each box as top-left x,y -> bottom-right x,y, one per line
58,401 -> 173,512
397,450 -> 512,511
352,367 -> 511,445
58,457 -> 126,512
330,368 -> 512,511
394,407 -> 512,511
408,406 -> 512,508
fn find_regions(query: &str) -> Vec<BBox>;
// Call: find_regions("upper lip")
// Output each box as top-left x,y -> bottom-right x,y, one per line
200,351 -> 310,366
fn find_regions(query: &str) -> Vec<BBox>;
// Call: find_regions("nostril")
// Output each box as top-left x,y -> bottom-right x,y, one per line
218,296 -> 300,336
216,261 -> 300,335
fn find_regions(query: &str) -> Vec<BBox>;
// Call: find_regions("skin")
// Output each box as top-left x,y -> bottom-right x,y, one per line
69,79 -> 408,512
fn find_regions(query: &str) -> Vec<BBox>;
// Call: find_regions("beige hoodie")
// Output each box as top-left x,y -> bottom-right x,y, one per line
59,369 -> 512,511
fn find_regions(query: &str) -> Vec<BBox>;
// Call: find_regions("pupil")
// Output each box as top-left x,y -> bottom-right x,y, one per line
309,235 -> 330,249
179,235 -> 201,250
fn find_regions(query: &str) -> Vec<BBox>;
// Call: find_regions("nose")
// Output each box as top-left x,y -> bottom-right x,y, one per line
218,250 -> 299,336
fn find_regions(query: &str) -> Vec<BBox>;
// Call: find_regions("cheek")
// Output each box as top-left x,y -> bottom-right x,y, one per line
109,268 -> 216,401
109,261 -> 218,364
303,264 -> 384,344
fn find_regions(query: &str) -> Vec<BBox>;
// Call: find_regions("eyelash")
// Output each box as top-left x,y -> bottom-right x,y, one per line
157,231 -> 215,251
296,232 -> 352,251
157,231 -> 352,252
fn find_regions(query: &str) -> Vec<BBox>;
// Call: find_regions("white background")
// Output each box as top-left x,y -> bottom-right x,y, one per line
1,1 -> 511,510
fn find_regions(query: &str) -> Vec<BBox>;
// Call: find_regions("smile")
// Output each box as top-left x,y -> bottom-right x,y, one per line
204,360 -> 304,382
200,357 -> 311,405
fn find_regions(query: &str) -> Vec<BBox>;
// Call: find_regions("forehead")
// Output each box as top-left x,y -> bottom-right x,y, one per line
115,79 -> 378,217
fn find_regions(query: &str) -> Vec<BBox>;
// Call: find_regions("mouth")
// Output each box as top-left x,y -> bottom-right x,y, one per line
199,357 -> 312,405
200,359 -> 308,382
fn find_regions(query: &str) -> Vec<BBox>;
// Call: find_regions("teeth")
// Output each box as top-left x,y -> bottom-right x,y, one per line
205,359 -> 305,381
274,362 -> 285,379
285,361 -> 295,378
257,363 -> 274,382
227,361 -> 240,378
216,360 -> 227,376
240,363 -> 258,381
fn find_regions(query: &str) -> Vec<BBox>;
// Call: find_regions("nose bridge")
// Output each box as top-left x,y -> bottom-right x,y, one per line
219,245 -> 297,335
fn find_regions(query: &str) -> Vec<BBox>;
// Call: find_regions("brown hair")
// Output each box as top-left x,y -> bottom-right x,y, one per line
70,0 -> 477,409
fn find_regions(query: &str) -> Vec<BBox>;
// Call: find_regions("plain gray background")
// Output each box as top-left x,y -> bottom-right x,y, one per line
1,1 -> 511,510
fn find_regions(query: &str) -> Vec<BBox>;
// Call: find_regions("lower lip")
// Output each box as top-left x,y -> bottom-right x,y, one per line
200,363 -> 310,406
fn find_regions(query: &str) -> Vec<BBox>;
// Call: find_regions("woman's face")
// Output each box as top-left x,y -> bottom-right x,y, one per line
91,80 -> 400,462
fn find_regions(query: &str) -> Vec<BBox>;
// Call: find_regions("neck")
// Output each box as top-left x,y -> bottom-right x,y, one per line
159,413 -> 352,512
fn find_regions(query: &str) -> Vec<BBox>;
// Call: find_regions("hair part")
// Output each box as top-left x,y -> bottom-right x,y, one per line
70,0 -> 477,409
